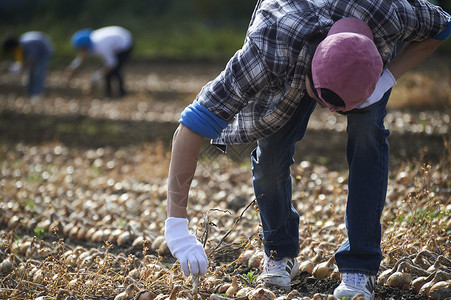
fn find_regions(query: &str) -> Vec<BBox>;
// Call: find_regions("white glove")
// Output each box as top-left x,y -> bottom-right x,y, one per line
164,217 -> 208,276
8,62 -> 22,74
357,69 -> 396,108
68,56 -> 83,71
90,69 -> 104,85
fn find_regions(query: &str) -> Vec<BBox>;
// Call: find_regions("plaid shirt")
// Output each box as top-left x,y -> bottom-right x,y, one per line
195,0 -> 450,145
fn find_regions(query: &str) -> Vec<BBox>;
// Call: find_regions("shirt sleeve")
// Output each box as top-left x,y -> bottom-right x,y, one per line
432,11 -> 451,40
195,39 -> 275,122
179,101 -> 228,139
398,0 -> 451,41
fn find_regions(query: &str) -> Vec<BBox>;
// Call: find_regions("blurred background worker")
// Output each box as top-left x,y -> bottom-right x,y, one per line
1,31 -> 53,99
67,26 -> 133,98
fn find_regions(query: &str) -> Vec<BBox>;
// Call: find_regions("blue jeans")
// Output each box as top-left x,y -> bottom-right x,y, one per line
27,54 -> 51,97
251,91 -> 390,276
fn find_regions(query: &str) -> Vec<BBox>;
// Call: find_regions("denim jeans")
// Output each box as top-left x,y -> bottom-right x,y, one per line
27,54 -> 51,97
251,90 -> 390,276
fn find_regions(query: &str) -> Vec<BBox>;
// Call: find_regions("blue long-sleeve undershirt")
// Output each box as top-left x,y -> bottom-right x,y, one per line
433,12 -> 451,40
179,101 -> 228,139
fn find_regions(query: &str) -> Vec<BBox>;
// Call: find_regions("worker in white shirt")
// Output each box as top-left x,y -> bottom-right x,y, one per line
68,26 -> 133,98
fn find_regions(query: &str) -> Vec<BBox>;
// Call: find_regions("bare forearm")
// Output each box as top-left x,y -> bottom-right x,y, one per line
388,38 -> 443,80
167,124 -> 203,218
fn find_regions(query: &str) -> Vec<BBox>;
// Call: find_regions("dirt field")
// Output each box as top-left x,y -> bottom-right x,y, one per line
0,56 -> 450,299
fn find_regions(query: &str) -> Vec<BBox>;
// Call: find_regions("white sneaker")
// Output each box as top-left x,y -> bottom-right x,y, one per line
256,253 -> 299,291
333,273 -> 375,300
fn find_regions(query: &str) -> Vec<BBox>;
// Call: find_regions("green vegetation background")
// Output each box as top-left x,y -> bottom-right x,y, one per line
1,0 -> 450,63
0,0 -> 256,62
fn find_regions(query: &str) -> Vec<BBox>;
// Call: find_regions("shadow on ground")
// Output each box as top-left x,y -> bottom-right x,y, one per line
0,109 -> 447,171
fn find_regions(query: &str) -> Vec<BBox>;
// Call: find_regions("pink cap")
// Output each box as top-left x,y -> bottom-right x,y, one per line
312,18 -> 383,112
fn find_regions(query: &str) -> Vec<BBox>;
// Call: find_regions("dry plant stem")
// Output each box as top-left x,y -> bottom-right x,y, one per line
412,249 -> 436,269
211,197 -> 259,254
201,208 -> 232,247
398,261 -> 430,277
192,275 -> 199,300
168,285 -> 182,300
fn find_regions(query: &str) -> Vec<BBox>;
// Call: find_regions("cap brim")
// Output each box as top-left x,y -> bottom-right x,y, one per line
327,18 -> 374,41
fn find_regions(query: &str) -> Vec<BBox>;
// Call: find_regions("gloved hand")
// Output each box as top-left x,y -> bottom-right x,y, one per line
90,69 -> 104,85
8,62 -> 22,75
164,217 -> 208,277
357,69 -> 396,108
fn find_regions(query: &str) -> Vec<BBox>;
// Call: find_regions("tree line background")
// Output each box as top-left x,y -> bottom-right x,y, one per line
0,0 -> 256,61
0,0 -> 450,62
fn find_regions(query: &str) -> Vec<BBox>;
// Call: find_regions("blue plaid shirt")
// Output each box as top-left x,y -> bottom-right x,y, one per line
181,0 -> 451,145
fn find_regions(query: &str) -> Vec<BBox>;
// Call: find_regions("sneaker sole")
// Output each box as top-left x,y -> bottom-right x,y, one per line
260,281 -> 291,292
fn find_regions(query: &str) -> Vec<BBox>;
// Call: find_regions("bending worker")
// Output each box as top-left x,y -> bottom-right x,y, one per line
68,26 -> 133,98
164,1 -> 451,299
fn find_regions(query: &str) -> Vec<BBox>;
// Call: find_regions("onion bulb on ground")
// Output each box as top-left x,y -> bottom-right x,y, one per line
312,256 -> 335,280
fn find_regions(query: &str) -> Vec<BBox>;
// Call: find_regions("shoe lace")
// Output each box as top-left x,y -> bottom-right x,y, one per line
264,256 -> 289,274
342,273 -> 367,288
